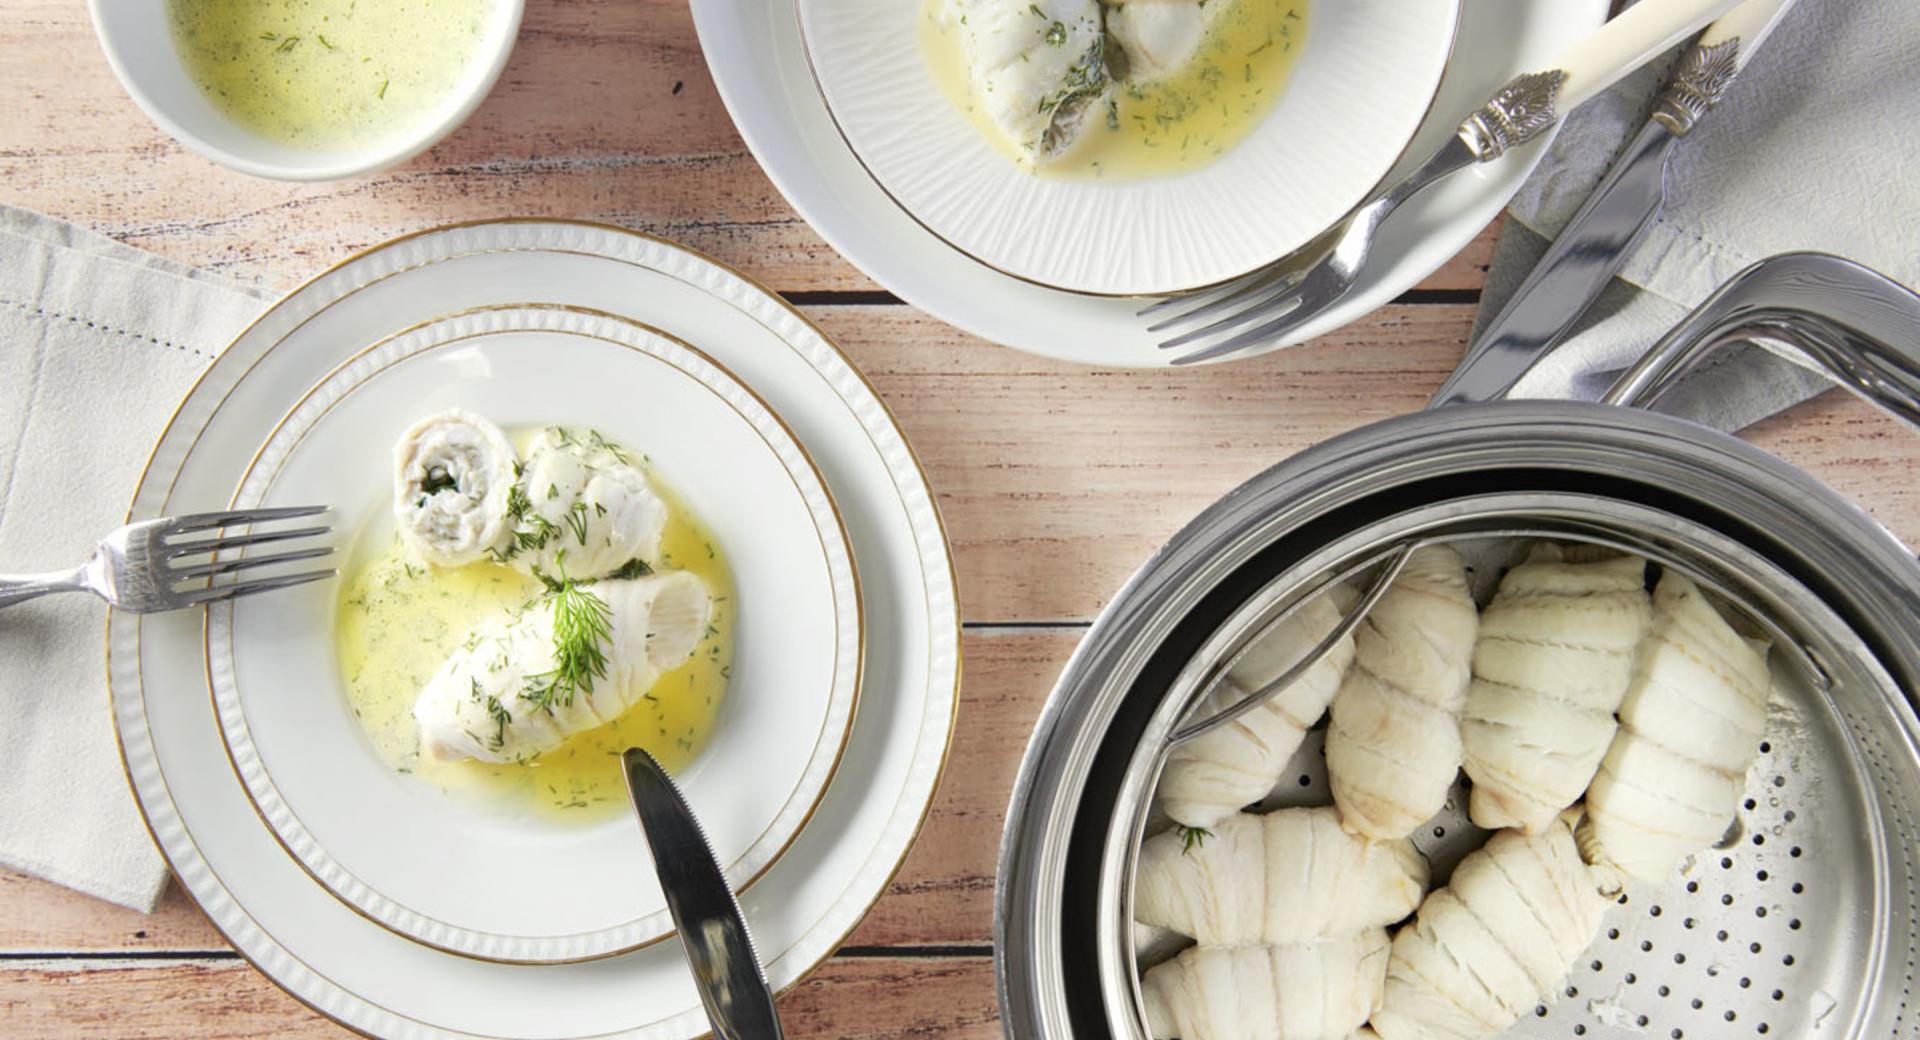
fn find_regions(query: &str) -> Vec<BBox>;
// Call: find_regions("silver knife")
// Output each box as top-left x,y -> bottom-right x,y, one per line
621,747 -> 786,1040
1428,0 -> 1800,408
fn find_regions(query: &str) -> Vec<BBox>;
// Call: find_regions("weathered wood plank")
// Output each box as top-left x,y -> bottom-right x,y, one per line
0,955 -> 999,1040
832,302 -> 1470,622
0,0 -> 1495,293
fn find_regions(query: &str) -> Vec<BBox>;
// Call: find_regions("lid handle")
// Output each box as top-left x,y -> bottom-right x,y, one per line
1603,252 -> 1920,428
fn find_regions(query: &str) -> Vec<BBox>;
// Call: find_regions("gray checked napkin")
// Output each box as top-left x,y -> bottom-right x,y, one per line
0,205 -> 271,911
1478,0 -> 1920,432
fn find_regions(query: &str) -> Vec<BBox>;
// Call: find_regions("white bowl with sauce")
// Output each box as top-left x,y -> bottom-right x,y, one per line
87,0 -> 524,181
794,0 -> 1460,296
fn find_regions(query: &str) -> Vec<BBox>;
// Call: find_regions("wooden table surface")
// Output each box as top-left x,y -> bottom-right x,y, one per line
3,1 -> 1914,1036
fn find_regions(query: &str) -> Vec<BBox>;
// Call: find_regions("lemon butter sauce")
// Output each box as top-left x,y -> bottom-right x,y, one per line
166,0 -> 499,151
335,474 -> 733,823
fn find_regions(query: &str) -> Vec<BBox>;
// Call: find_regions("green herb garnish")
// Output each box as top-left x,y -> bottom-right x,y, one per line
1179,825 -> 1212,854
564,500 -> 591,545
588,429 -> 633,465
484,695 -> 511,750
610,558 -> 653,581
420,465 -> 458,495
522,565 -> 613,711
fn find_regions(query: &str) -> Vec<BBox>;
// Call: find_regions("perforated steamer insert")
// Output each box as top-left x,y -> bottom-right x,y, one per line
996,255 -> 1920,1040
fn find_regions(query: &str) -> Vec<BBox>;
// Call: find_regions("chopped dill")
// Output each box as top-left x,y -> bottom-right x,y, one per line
610,557 -> 653,581
521,564 -> 613,711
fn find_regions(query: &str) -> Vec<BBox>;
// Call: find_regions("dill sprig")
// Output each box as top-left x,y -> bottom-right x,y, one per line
587,428 -> 633,465
564,500 -> 591,545
484,695 -> 511,750
610,557 -> 653,580
1179,825 -> 1212,854
420,464 -> 457,495
523,562 -> 613,711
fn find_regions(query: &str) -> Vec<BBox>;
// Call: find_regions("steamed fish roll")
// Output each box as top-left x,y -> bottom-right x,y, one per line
942,0 -> 1108,163
503,426 -> 668,579
1142,932 -> 1391,1040
414,571 -> 710,763
1107,0 -> 1210,80
392,409 -> 517,567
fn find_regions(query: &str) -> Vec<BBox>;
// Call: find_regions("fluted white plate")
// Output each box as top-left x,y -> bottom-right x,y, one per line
205,305 -> 861,963
695,0 -> 1607,365
796,0 -> 1459,296
109,220 -> 959,1039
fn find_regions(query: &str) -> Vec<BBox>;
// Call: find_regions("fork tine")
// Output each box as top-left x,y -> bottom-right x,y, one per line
167,525 -> 332,557
168,505 -> 329,533
172,544 -> 335,581
1137,275 -> 1251,321
1170,301 -> 1329,366
1158,280 -> 1313,351
181,569 -> 334,605
1144,265 -> 1300,333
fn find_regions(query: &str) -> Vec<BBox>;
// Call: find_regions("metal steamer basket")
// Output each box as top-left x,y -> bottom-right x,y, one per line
996,254 -> 1920,1040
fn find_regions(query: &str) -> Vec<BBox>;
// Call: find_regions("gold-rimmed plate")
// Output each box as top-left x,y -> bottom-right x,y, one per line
108,220 -> 959,1039
206,304 -> 862,963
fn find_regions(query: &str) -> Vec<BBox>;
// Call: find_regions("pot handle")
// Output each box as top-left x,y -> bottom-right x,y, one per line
1602,252 -> 1920,428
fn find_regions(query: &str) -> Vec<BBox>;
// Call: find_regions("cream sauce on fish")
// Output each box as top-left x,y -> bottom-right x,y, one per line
921,0 -> 1309,179
336,452 -> 733,822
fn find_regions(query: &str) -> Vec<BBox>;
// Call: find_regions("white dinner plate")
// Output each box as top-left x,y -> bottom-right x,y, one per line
692,0 -> 1608,365
204,305 -> 862,963
109,220 -> 959,1039
795,0 -> 1458,294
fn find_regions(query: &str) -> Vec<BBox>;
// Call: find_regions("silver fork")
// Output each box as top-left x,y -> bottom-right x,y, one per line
0,506 -> 335,612
1148,0 -> 1744,365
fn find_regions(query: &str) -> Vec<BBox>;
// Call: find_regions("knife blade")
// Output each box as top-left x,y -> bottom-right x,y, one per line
622,747 -> 785,1040
1428,0 -> 1801,408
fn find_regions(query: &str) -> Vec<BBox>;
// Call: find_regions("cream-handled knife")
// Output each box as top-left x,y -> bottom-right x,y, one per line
1430,0 -> 1801,407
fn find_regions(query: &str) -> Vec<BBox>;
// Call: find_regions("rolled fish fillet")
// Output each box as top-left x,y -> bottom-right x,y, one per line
414,571 -> 710,763
1158,592 -> 1356,828
505,426 -> 668,579
392,409 -> 517,567
1461,546 -> 1652,834
1135,806 -> 1427,945
941,0 -> 1108,162
1581,571 -> 1771,886
1324,546 -> 1478,840
1108,0 -> 1210,80
1143,931 -> 1391,1040
1369,818 -> 1611,1040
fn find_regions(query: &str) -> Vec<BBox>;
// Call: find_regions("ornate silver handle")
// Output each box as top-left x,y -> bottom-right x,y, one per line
1651,37 -> 1742,135
1656,0 -> 1801,134
1602,253 -> 1920,429
1459,0 -> 1741,161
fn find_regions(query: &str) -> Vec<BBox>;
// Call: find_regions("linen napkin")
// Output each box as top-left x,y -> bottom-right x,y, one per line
0,206 -> 271,911
1476,0 -> 1919,431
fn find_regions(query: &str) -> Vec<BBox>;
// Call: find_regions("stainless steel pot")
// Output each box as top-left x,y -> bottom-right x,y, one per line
997,254 -> 1920,1040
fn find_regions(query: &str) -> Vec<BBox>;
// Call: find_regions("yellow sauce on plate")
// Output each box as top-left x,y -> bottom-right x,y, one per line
335,475 -> 733,823
166,0 -> 498,151
920,0 -> 1307,179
